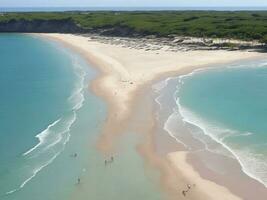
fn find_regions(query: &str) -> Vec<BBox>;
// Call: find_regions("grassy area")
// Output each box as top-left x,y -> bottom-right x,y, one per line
1,11 -> 267,41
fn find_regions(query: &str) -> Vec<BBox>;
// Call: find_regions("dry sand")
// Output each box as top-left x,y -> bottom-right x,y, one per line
168,152 -> 242,200
40,33 -> 264,200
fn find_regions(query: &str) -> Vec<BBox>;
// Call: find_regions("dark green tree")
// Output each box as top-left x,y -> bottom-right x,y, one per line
260,35 -> 267,45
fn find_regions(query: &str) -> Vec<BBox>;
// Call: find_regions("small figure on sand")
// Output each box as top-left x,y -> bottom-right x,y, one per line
187,184 -> 191,190
104,156 -> 114,166
181,183 -> 195,197
70,153 -> 78,158
77,178 -> 81,185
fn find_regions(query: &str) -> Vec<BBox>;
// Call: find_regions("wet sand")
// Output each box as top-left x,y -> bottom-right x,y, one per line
39,33 -> 266,200
152,76 -> 267,199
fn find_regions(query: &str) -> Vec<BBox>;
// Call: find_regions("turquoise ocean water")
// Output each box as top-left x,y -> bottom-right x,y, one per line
0,34 -> 164,200
160,59 -> 267,187
0,34 -> 106,199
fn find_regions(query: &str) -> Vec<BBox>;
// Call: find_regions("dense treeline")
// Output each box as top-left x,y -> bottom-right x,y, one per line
0,11 -> 267,42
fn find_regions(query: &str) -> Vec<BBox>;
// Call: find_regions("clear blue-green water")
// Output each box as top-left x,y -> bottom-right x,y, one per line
0,34 -> 107,199
0,34 -> 165,200
172,60 -> 267,187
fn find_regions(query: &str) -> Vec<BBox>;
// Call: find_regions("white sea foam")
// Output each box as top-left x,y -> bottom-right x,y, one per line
42,113 -> 76,152
154,80 -> 169,111
153,77 -> 176,120
68,56 -> 86,110
163,111 -> 189,149
6,54 -> 88,196
23,119 -> 61,156
6,110 -> 78,196
152,77 -> 173,93
153,58 -> 267,187
226,59 -> 267,69
221,131 -> 254,142
6,151 -> 61,195
173,71 -> 267,188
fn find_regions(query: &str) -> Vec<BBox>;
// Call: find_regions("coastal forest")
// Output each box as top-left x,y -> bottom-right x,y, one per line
0,11 -> 267,43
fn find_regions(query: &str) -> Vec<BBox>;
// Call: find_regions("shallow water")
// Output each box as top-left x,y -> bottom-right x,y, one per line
0,34 -> 107,199
0,34 -> 165,200
156,59 -> 267,188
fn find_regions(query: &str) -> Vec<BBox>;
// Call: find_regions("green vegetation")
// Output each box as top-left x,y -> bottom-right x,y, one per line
260,35 -> 267,44
1,11 -> 267,41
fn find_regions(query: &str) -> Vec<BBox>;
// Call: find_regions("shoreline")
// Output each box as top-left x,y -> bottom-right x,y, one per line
164,61 -> 267,188
39,33 -> 266,200
153,70 -> 267,199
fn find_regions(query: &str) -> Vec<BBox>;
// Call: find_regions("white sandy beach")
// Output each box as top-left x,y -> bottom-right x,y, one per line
42,33 -> 261,120
41,33 -> 264,200
168,151 -> 242,200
